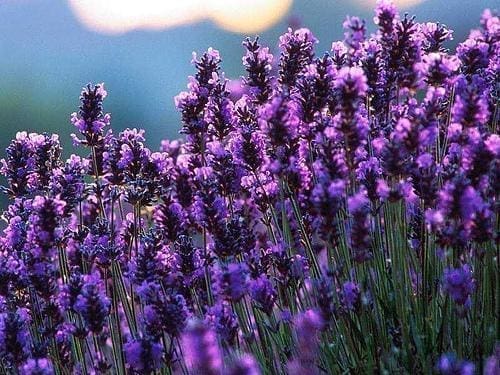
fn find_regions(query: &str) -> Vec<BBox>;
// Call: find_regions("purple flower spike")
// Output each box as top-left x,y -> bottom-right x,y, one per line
124,337 -> 163,373
335,66 -> 368,98
20,358 -> 54,375
279,27 -> 318,88
333,67 -> 368,167
348,191 -> 373,263
443,264 -> 475,308
343,16 -> 366,50
142,287 -> 189,338
421,22 -> 453,52
242,37 -> 274,103
249,275 -> 277,315
0,4 -> 498,373
0,309 -> 30,366
1,132 -> 62,196
483,345 -> 500,375
374,0 -> 398,35
182,320 -> 222,375
214,262 -> 249,302
204,301 -> 239,346
27,196 -> 65,257
70,83 -> 110,147
73,272 -> 110,334
226,354 -> 261,375
457,38 -> 490,75
340,281 -> 361,311
436,353 -> 474,375
288,309 -> 323,375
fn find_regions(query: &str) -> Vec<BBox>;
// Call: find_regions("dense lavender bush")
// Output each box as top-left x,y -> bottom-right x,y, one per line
0,1 -> 498,374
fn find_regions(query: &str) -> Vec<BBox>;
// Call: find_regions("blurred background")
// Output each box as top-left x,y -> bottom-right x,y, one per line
0,0 -> 497,160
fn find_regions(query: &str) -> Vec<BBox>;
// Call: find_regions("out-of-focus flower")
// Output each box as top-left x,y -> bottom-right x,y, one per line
436,353 -> 475,375
287,309 -> 323,375
20,358 -> 55,375
124,337 -> 163,373
443,265 -> 475,308
182,320 -> 222,375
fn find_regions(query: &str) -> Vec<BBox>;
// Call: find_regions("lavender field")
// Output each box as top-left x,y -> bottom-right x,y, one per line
0,1 -> 498,374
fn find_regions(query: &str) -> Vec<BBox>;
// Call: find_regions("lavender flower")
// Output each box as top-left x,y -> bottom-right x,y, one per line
348,192 -> 373,263
0,4 -> 498,373
0,309 -> 30,366
421,22 -> 453,53
176,48 -> 221,157
0,132 -> 62,196
192,168 -> 227,233
483,345 -> 499,375
333,67 -> 368,167
287,309 -> 323,375
226,354 -> 261,375
279,28 -> 318,88
28,133 -> 62,189
436,353 -> 474,375
20,358 -> 54,375
249,275 -> 276,315
457,38 -> 490,76
412,152 -> 438,205
143,288 -> 189,338
231,99 -> 267,172
205,80 -> 235,140
182,320 -> 222,375
211,213 -> 255,258
124,337 -> 163,374
204,301 -> 239,346
207,141 -> 242,196
294,56 -> 335,126
356,157 -> 383,202
451,75 -> 489,131
417,52 -> 460,86
73,272 -> 110,334
153,201 -> 188,241
259,95 -> 300,172
131,230 -> 165,284
81,217 -> 119,267
0,247 -> 27,296
314,275 -> 335,322
374,0 -> 398,36
173,235 -> 202,284
27,196 -> 65,256
427,176 -> 488,248
242,37 -> 274,103
214,262 -> 249,302
58,268 -> 83,311
340,281 -> 361,312
50,155 -> 88,216
71,83 -> 110,147
443,265 -> 475,308
343,16 -> 366,51
0,132 -> 35,196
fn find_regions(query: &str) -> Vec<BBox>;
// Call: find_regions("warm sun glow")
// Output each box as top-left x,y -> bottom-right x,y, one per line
68,0 -> 293,35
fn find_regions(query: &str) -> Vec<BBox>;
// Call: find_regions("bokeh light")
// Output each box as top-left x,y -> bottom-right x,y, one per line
68,0 -> 293,34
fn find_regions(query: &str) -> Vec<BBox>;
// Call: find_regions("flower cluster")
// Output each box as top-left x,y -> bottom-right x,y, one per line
0,2 -> 498,373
